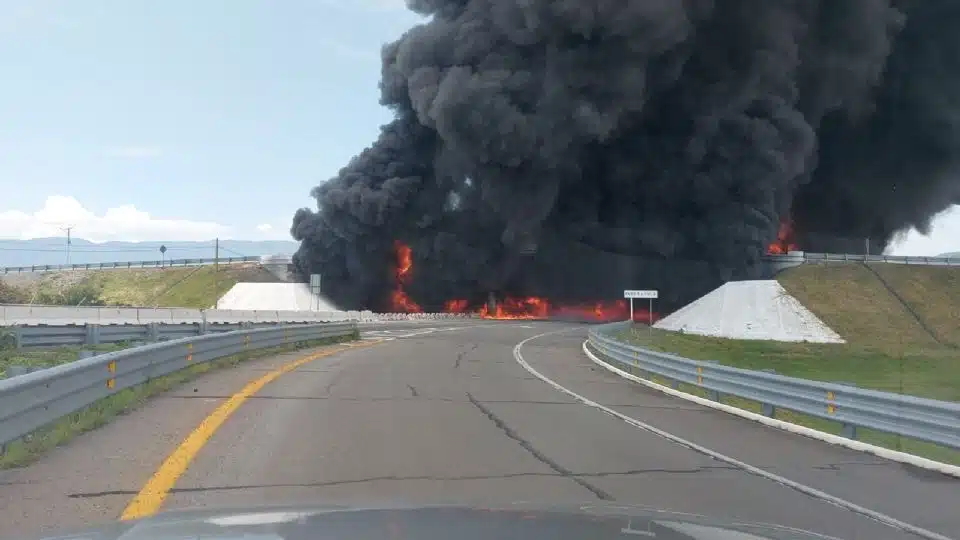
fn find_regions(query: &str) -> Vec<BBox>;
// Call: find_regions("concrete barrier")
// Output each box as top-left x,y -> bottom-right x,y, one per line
170,309 -> 204,323
137,308 -> 173,324
0,303 -> 476,327
3,306 -> 91,325
98,307 -> 140,325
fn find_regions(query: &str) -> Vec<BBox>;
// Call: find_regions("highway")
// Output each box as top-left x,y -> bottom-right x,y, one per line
0,321 -> 957,540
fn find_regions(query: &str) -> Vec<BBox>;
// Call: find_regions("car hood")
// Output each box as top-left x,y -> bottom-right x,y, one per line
27,502 -> 842,540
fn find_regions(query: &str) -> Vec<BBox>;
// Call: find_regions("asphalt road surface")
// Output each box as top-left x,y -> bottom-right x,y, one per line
1,321 -> 957,540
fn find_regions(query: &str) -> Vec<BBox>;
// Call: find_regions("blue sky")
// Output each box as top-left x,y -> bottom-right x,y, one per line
0,0 -> 422,241
0,0 -> 956,255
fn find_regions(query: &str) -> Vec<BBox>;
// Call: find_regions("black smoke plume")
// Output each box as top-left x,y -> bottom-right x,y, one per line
291,0 -> 960,312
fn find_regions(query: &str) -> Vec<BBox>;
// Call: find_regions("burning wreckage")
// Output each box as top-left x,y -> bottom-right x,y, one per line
290,0 -> 960,321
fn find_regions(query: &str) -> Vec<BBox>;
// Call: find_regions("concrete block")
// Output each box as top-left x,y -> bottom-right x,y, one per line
137,308 -> 174,323
98,307 -> 140,324
170,309 -> 203,323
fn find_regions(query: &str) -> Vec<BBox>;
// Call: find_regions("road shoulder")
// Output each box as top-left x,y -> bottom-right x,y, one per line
0,343 -> 353,540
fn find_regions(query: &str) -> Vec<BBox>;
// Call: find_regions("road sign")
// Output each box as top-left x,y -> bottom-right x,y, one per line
624,290 -> 658,299
624,290 -> 658,330
309,274 -> 322,311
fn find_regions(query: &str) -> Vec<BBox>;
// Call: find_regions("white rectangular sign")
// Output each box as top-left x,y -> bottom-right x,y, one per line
309,274 -> 322,288
624,289 -> 658,299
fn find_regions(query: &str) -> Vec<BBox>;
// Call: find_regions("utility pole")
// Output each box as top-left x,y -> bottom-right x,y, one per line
60,226 -> 74,266
214,238 -> 220,309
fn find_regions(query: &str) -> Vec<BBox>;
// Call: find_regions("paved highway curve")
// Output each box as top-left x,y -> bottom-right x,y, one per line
0,321 -> 957,540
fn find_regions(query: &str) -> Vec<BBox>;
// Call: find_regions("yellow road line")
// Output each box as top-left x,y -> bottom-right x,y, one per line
119,340 -> 382,521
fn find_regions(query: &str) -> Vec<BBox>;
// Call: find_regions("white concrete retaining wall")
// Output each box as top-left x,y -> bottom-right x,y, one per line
0,305 -> 477,326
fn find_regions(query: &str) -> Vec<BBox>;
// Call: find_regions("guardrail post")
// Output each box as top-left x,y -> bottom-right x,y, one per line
760,369 -> 776,417
11,325 -> 23,350
702,361 -> 721,401
147,323 -> 160,342
831,381 -> 859,440
85,324 -> 101,345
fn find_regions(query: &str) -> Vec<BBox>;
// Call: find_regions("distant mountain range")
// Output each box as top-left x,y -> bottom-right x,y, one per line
0,238 -> 300,268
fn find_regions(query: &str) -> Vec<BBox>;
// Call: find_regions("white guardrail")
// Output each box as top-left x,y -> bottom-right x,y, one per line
0,304 -> 363,326
0,304 -> 477,348
588,322 -> 960,452
764,251 -> 960,267
0,304 -> 476,327
1,256 -> 262,274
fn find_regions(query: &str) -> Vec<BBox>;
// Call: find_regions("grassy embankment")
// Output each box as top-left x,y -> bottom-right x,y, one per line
2,263 -> 279,309
1,263 -> 283,374
608,263 -> 960,465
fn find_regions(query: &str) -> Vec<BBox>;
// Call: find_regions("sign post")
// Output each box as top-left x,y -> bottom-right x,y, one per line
623,290 -> 658,331
309,274 -> 322,311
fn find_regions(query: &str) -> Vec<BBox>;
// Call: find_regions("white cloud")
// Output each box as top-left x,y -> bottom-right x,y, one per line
888,205 -> 960,256
0,196 -> 231,242
256,223 -> 273,232
104,145 -> 164,159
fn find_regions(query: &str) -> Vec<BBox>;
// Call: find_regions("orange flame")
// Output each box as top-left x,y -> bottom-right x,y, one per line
388,241 -> 661,323
767,220 -> 799,255
390,241 -> 422,312
480,297 -> 658,323
394,240 -> 414,284
480,296 -> 549,320
444,299 -> 469,313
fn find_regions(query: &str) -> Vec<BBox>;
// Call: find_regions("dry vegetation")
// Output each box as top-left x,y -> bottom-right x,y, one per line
1,263 -> 280,308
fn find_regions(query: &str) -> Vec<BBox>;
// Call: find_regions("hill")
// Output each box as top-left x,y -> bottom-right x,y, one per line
1,263 -> 281,308
0,238 -> 299,268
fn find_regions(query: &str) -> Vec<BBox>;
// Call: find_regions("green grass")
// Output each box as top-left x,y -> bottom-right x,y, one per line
6,263 -> 280,309
592,339 -> 960,466
604,262 -> 960,465
0,341 -> 133,378
866,264 -> 960,347
0,331 -> 359,469
87,264 -> 278,308
614,326 -> 960,402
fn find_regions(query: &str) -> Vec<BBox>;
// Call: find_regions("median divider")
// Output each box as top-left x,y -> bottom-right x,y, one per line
585,322 -> 960,476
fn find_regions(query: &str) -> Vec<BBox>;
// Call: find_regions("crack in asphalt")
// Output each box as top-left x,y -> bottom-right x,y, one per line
67,467 -> 741,499
465,392 -> 614,501
162,395 -> 705,411
454,343 -> 479,369
321,370 -> 347,396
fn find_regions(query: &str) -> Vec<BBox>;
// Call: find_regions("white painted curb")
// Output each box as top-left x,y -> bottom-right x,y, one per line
582,340 -> 960,480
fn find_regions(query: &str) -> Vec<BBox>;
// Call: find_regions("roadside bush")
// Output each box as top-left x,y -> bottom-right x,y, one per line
34,281 -> 105,306
0,281 -> 28,304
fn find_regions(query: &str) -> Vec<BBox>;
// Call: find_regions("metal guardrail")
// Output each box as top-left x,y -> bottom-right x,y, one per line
1,256 -> 262,274
3,321 -> 314,348
764,251 -> 960,267
0,322 -> 357,447
588,322 -> 960,451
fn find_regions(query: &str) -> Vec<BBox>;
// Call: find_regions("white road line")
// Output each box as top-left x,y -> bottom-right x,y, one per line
512,329 -> 951,540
